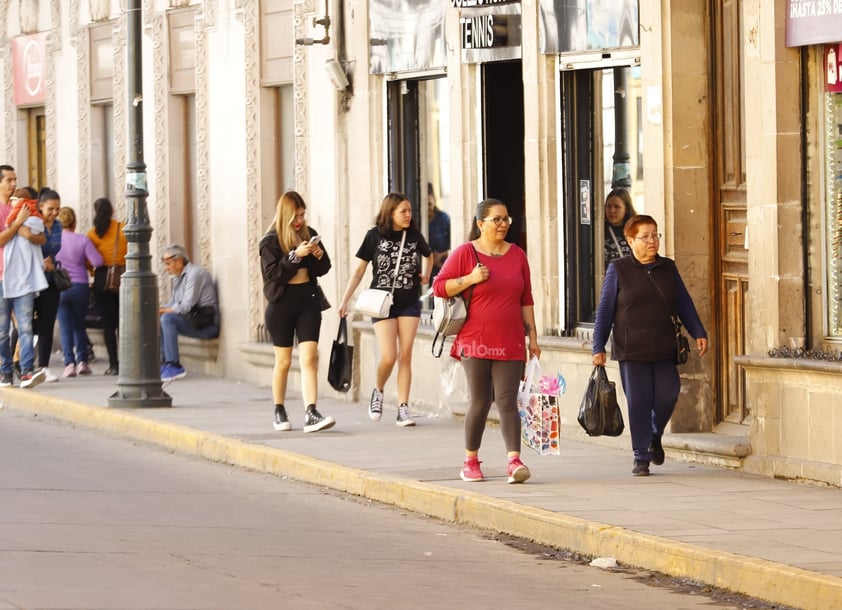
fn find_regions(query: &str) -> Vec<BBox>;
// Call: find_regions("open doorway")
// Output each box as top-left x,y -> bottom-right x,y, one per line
482,61 -> 525,250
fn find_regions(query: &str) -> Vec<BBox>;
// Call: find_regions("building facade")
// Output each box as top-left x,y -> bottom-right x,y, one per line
2,0 -> 841,485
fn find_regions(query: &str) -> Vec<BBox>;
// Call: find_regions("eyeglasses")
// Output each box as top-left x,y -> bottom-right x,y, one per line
633,233 -> 662,243
162,255 -> 177,264
482,216 -> 512,226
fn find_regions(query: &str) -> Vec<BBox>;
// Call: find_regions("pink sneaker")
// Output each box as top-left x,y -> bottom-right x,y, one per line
460,457 -> 484,482
63,364 -> 77,378
76,362 -> 92,375
507,456 -> 531,484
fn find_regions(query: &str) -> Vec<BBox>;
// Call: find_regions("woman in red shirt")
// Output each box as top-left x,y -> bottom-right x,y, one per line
433,198 -> 541,483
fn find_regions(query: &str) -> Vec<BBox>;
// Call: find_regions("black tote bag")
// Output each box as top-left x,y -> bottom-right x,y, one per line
578,366 -> 625,437
327,318 -> 353,392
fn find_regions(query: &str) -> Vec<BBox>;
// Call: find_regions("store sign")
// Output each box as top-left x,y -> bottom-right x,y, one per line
451,0 -> 518,6
538,0 -> 639,54
786,0 -> 842,47
12,32 -> 47,106
369,0 -> 446,75
460,3 -> 521,63
826,44 -> 842,92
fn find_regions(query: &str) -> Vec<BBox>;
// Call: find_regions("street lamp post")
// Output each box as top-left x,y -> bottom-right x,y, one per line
108,0 -> 171,407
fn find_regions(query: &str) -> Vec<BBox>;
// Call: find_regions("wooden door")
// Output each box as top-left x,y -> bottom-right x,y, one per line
713,0 -> 749,424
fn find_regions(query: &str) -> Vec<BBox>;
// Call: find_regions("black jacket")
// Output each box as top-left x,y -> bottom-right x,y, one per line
259,227 -> 331,303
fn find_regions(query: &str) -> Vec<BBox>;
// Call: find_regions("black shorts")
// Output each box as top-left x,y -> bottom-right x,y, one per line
264,283 -> 322,347
371,299 -> 422,322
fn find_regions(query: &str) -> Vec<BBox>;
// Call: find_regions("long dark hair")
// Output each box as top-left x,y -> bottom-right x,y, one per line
93,197 -> 113,238
468,198 -> 506,240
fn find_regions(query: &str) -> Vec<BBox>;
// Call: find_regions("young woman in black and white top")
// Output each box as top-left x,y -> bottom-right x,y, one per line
338,193 -> 433,427
260,190 -> 334,433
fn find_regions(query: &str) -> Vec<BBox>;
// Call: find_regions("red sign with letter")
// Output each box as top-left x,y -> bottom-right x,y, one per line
13,32 -> 47,106
826,44 -> 842,93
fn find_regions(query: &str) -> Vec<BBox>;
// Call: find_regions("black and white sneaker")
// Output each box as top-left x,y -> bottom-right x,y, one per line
303,405 -> 335,433
273,405 -> 292,431
369,388 -> 384,421
0,372 -> 13,387
396,403 -> 416,427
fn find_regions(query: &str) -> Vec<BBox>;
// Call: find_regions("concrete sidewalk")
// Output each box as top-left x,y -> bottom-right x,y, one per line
2,366 -> 841,610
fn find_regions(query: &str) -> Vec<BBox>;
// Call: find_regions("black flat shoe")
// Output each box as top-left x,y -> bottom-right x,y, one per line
104,366 -> 118,376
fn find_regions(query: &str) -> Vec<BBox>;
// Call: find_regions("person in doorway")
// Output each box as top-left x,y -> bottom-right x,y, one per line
604,187 -> 636,267
433,198 -> 540,484
338,192 -> 433,427
158,244 -> 220,382
55,206 -> 103,377
592,214 -> 708,476
426,182 -> 450,282
87,197 -> 126,376
259,190 -> 335,433
34,188 -> 64,382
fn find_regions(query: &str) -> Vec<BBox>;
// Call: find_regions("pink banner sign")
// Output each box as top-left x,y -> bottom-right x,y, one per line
13,32 -> 47,106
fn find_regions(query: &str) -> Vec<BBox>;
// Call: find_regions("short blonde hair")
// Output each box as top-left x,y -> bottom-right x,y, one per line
57,206 -> 76,230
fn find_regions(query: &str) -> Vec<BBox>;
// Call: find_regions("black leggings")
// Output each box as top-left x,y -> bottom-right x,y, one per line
264,283 -> 322,348
35,283 -> 61,368
93,266 -> 120,367
461,357 -> 524,453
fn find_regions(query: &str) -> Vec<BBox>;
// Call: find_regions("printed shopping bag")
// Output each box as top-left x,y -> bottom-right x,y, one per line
517,356 -> 564,456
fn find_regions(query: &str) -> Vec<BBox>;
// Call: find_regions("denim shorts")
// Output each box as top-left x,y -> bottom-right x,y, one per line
372,299 -> 422,322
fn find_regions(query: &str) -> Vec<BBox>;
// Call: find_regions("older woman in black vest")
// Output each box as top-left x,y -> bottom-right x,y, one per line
592,214 -> 708,476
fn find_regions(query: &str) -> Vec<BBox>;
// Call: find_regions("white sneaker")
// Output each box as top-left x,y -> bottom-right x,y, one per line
20,369 -> 47,390
369,388 -> 384,421
396,403 -> 415,427
41,368 -> 58,383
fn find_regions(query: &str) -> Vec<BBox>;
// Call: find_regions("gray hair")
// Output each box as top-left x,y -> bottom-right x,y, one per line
162,244 -> 190,264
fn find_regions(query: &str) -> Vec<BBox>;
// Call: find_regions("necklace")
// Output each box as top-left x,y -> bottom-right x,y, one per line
476,240 -> 507,257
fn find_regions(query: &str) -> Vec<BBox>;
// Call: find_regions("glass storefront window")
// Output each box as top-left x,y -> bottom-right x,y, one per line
386,76 -> 450,284
825,91 -> 842,335
558,65 -> 644,332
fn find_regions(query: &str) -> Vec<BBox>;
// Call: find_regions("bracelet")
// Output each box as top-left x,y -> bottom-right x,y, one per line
288,250 -> 301,264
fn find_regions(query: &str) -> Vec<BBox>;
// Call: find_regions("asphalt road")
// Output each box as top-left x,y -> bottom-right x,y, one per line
0,409 -> 777,610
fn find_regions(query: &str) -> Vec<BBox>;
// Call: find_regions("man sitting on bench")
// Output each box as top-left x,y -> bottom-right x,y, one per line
159,244 -> 219,381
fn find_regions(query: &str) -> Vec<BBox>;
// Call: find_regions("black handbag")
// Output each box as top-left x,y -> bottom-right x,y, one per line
649,272 -> 691,365
578,366 -> 625,437
672,315 -> 691,365
187,305 -> 216,330
52,262 -> 72,292
327,317 -> 353,392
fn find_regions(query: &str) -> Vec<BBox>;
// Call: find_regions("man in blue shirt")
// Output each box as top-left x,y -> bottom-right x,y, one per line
158,244 -> 219,381
426,183 -> 450,282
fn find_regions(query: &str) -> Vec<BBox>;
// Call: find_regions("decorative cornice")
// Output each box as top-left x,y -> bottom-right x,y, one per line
194,3 -> 212,270
243,0 -> 261,340
73,9 -> 93,221
112,11 -> 128,224
294,1 -> 311,199
144,0 -> 169,289
0,0 -> 13,166
44,0 -> 61,189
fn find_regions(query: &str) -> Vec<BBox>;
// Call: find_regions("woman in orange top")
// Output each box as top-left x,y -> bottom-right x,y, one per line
86,197 -> 127,376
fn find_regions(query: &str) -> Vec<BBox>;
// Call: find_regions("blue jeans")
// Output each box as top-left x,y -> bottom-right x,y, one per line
160,311 -> 220,364
57,283 -> 91,365
0,281 -> 36,374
